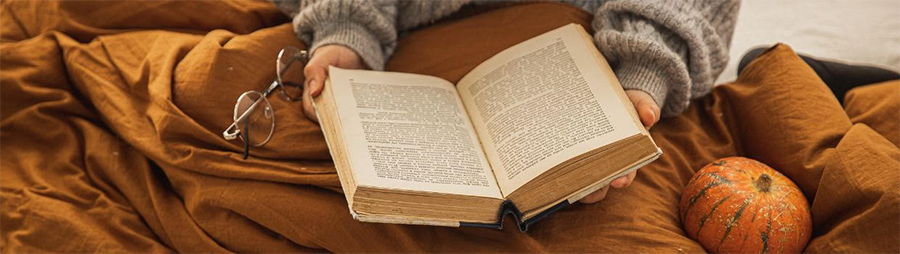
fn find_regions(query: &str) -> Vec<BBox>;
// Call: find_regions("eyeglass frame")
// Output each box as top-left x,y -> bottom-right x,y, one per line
222,46 -> 308,158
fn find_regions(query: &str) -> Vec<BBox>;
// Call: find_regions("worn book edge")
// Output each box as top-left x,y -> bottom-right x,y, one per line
345,149 -> 660,232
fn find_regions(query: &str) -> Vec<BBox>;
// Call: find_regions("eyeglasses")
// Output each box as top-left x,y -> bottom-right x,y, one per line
222,46 -> 308,159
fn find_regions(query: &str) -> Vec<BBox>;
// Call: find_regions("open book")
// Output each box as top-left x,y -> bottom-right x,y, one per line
314,24 -> 661,231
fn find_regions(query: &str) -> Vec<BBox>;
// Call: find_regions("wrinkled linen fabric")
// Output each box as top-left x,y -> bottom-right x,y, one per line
1,1 -> 897,252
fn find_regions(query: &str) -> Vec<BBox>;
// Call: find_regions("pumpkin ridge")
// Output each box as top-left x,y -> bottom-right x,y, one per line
761,219 -> 772,254
718,195 -> 753,249
741,234 -> 750,251
696,195 -> 731,237
682,173 -> 731,220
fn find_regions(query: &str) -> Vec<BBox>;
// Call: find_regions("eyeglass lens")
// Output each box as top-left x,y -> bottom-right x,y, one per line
277,47 -> 305,100
234,91 -> 275,147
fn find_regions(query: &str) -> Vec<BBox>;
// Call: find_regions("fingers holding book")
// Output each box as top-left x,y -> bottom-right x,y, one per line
302,44 -> 368,122
579,185 -> 610,204
578,170 -> 638,204
625,89 -> 661,129
578,90 -> 657,204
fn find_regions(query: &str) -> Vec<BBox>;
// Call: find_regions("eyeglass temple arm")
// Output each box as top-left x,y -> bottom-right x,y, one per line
222,96 -> 267,140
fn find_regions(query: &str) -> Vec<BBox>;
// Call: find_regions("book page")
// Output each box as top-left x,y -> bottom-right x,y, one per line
457,24 -> 642,196
327,67 -> 502,199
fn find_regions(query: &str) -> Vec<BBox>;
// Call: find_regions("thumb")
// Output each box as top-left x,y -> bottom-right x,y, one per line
303,59 -> 329,98
302,84 -> 319,123
625,90 -> 661,129
637,101 -> 659,129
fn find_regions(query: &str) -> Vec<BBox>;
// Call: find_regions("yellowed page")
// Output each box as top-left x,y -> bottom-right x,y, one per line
456,24 -> 642,196
326,66 -> 501,199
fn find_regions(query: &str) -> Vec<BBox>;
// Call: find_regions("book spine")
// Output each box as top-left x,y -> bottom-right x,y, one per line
458,199 -> 571,232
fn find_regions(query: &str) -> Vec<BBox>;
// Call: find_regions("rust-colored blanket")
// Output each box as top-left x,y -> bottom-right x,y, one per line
2,1 -> 897,252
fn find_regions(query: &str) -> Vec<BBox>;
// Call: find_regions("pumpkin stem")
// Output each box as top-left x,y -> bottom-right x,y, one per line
755,174 -> 772,192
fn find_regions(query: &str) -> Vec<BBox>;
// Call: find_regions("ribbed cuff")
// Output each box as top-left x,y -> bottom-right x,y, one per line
614,59 -> 670,109
310,21 -> 386,70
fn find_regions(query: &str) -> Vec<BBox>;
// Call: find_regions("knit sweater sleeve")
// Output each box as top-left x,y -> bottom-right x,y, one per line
286,0 -> 399,70
592,0 -> 740,116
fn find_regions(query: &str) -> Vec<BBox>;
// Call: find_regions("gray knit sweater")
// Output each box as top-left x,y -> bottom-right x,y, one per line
272,0 -> 740,116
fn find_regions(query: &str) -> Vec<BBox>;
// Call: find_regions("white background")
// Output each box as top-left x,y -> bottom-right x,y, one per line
717,0 -> 900,84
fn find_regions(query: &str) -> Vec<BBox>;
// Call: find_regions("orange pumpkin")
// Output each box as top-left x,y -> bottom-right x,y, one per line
680,157 -> 812,253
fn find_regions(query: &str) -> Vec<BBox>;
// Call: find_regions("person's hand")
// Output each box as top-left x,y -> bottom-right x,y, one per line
579,89 -> 660,204
302,44 -> 368,122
